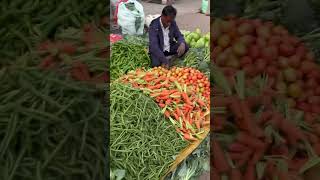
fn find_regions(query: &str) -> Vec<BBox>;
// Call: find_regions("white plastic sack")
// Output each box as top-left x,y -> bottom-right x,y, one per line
117,0 -> 145,35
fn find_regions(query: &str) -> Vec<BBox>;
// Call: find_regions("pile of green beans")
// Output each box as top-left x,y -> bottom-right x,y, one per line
0,0 -> 108,64
0,67 -> 106,180
110,83 -> 187,179
110,40 -> 150,81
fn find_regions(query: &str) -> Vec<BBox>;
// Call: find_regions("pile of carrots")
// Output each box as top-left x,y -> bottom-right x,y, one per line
37,22 -> 108,83
212,17 -> 320,114
212,67 -> 320,179
119,67 -> 210,141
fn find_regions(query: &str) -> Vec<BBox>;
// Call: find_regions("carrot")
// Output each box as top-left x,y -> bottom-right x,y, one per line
165,99 -> 172,105
312,143 -> 320,155
249,146 -> 266,165
236,132 -> 265,149
144,76 -> 155,82
313,124 -> 320,137
279,117 -> 306,144
305,113 -> 316,124
182,92 -> 193,105
244,164 -> 256,180
235,158 -> 248,168
184,104 -> 193,110
230,168 -> 243,180
183,133 -> 197,141
172,112 -> 179,121
240,100 -> 264,137
158,95 -> 170,100
307,132 -> 319,144
197,98 -> 206,107
213,140 -> 230,173
229,142 -> 249,152
229,98 -> 243,119
164,111 -> 170,118
229,152 -> 245,160
271,145 -> 289,156
194,117 -> 201,129
174,108 -> 181,117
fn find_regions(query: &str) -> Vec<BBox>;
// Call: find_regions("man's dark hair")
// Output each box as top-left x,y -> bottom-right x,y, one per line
162,5 -> 177,17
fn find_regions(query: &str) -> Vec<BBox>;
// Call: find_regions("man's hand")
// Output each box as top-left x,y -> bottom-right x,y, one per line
177,42 -> 186,57
161,63 -> 169,69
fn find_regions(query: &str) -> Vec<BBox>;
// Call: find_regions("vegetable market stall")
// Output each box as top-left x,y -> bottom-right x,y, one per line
109,30 -> 211,179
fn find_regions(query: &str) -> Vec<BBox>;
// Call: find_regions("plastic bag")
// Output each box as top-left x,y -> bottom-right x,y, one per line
117,0 -> 145,35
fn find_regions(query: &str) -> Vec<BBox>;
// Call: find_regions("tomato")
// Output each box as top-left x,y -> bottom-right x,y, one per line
256,59 -> 267,72
248,45 -> 260,59
232,42 -> 248,56
301,61 -> 316,74
256,26 -> 271,39
279,43 -> 295,57
237,22 -> 254,35
240,56 -> 253,67
217,34 -> 231,48
288,55 -> 300,68
238,35 -> 255,44
278,56 -> 289,68
306,52 -> 315,62
261,46 -> 278,62
268,36 -> 282,45
256,38 -> 267,48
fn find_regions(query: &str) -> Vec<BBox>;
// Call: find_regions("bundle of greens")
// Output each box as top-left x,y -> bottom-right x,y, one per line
110,40 -> 150,81
110,83 -> 187,179
0,67 -> 106,179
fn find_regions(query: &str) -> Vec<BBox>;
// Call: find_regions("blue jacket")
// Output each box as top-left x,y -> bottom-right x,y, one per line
148,17 -> 185,65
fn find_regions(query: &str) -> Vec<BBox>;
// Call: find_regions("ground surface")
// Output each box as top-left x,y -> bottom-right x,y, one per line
111,0 -> 210,34
141,0 -> 210,33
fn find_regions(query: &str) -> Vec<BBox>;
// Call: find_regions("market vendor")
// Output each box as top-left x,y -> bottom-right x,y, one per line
148,5 -> 189,68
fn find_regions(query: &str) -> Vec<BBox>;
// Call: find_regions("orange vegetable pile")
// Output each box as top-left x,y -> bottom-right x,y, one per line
118,67 -> 210,141
212,17 -> 320,115
212,68 -> 320,180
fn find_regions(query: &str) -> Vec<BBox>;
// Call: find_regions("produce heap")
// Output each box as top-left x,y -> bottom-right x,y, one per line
0,67 -> 106,179
212,17 -> 320,179
0,1 -> 108,179
109,29 -> 211,179
182,29 -> 210,48
118,67 -> 210,140
110,83 -> 187,179
110,38 -> 150,81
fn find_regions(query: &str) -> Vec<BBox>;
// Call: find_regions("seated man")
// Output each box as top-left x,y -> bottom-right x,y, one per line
148,5 -> 189,68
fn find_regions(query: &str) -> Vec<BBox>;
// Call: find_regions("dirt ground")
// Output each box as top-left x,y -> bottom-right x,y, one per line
141,0 -> 210,33
111,0 -> 210,34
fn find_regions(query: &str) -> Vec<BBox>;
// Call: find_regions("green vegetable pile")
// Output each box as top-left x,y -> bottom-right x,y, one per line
110,39 -> 150,81
110,83 -> 187,179
182,29 -> 210,48
0,67 -> 106,179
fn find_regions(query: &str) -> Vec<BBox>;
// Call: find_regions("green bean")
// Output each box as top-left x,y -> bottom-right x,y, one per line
42,130 -> 71,169
8,146 -> 26,180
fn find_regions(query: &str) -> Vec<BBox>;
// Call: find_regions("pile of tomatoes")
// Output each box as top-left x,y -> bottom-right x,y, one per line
152,67 -> 210,101
212,17 -> 320,114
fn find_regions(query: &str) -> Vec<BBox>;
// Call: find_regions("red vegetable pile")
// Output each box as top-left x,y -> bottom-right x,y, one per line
212,66 -> 320,179
118,67 -> 210,141
36,22 -> 109,83
212,17 -> 320,114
